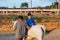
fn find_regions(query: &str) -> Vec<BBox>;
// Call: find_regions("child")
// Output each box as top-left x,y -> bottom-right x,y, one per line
26,13 -> 36,30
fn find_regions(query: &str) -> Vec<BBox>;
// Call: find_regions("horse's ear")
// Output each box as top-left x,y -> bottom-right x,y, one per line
43,24 -> 46,26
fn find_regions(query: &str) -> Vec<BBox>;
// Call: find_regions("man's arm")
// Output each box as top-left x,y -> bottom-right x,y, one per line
12,21 -> 17,31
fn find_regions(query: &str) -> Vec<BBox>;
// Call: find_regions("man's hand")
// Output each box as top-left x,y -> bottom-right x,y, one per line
11,28 -> 16,31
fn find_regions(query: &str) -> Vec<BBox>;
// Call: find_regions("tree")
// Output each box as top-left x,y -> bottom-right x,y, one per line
36,6 -> 43,9
44,6 -> 51,9
51,2 -> 58,9
0,7 -> 8,9
13,5 -> 16,8
21,2 -> 28,8
58,0 -> 60,9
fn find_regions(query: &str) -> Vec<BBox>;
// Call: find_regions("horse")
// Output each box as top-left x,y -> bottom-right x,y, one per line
26,24 -> 56,40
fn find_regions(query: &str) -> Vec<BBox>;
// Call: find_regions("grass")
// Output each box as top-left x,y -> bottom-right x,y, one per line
0,14 -> 60,25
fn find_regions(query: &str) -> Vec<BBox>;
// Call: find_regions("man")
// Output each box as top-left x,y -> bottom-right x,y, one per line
26,13 -> 36,30
13,15 -> 27,40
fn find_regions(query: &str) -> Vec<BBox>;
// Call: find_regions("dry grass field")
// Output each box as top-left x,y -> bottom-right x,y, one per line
0,14 -> 60,32
0,20 -> 60,32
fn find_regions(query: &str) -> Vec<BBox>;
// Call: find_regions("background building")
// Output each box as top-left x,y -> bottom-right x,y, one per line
0,8 -> 60,15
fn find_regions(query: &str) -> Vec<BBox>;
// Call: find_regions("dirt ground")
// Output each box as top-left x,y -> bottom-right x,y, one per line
0,28 -> 60,40
45,28 -> 60,40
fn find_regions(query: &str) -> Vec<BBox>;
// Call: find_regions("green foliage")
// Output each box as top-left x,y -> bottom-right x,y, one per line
35,2 -> 58,9
0,14 -> 60,24
0,15 -> 18,20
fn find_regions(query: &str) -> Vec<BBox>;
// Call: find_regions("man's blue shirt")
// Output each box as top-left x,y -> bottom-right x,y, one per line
26,17 -> 36,27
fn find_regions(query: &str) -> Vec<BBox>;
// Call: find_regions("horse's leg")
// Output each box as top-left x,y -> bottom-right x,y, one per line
26,29 -> 33,40
37,36 -> 42,40
37,33 -> 44,40
36,30 -> 44,40
26,36 -> 33,40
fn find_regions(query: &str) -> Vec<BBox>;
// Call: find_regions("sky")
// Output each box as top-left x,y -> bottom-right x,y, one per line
0,0 -> 57,8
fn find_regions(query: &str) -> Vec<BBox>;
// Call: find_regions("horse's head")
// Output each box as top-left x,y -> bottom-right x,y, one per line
38,24 -> 56,34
